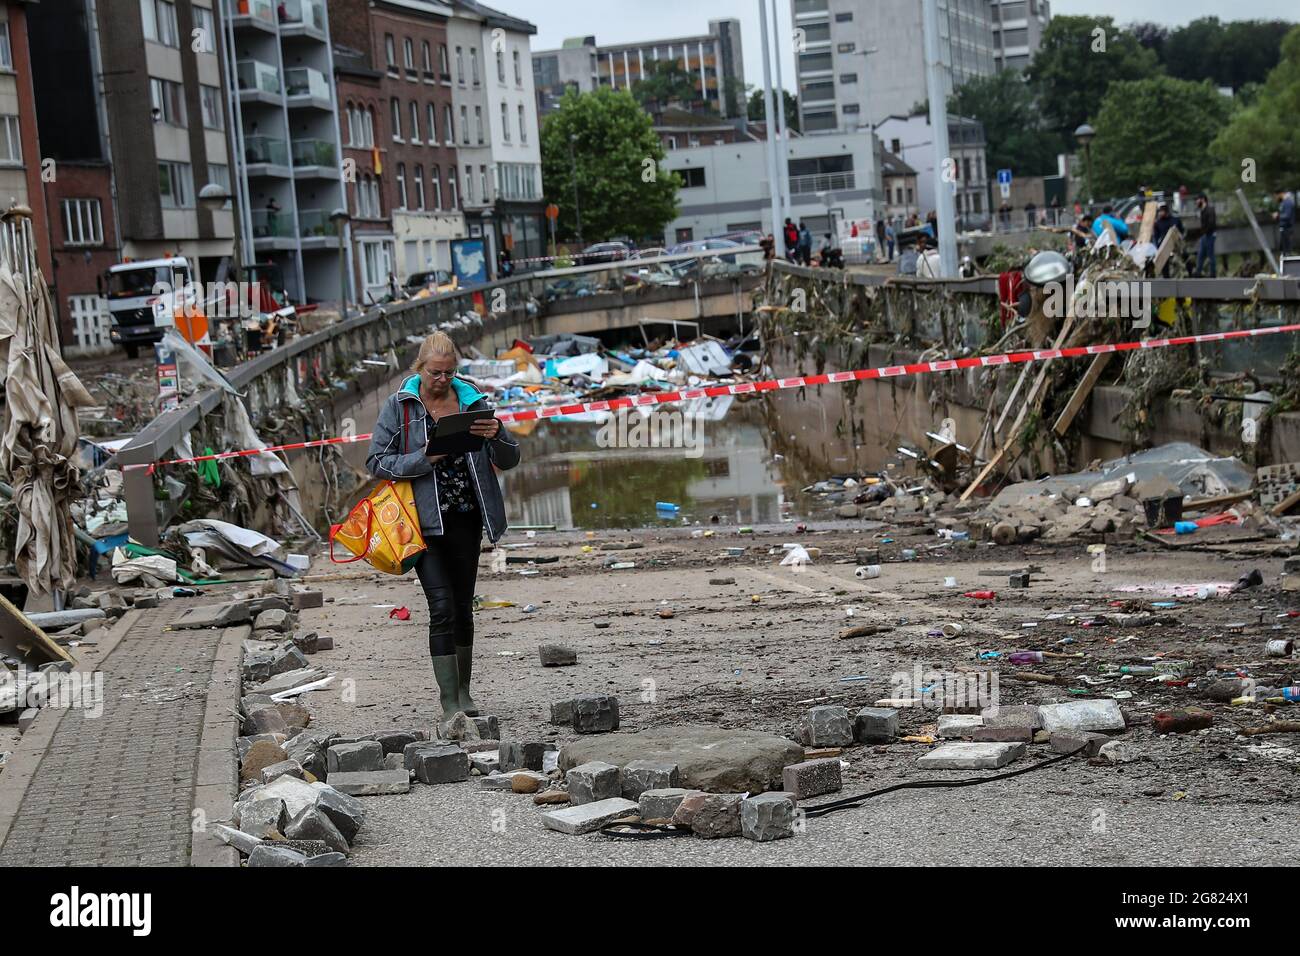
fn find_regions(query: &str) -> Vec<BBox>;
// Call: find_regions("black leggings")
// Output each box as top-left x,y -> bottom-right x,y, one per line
414,511 -> 483,657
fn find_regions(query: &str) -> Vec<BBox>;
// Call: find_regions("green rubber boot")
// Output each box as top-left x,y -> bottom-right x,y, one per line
431,654 -> 461,723
455,645 -> 479,716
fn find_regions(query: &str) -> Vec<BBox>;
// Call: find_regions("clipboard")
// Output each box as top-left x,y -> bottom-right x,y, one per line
426,409 -> 498,456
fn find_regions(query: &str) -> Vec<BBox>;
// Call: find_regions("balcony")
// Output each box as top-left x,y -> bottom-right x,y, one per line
233,0 -> 276,31
251,207 -> 293,240
291,138 -> 338,175
285,67 -> 331,108
789,171 -> 856,195
237,60 -> 281,101
245,135 -> 290,170
280,0 -> 326,36
297,208 -> 337,239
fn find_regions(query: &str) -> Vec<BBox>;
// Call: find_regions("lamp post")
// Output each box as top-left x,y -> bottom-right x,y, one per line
330,208 -> 350,321
1074,123 -> 1095,207
567,134 -> 583,245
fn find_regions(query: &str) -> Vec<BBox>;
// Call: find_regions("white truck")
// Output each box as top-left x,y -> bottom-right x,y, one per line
101,257 -> 194,358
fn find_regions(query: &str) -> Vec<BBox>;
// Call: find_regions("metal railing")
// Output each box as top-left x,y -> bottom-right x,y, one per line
789,172 -> 855,195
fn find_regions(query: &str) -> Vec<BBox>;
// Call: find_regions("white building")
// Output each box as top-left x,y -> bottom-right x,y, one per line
875,113 -> 989,231
991,0 -> 1051,71
662,129 -> 882,245
449,0 -> 545,269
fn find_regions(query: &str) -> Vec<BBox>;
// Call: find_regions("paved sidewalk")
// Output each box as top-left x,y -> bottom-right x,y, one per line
0,604 -> 241,866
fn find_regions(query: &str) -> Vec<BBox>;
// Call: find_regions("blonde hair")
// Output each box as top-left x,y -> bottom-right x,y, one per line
412,330 -> 458,372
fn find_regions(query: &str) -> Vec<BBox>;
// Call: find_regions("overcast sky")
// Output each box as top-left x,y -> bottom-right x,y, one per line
514,0 -> 1296,91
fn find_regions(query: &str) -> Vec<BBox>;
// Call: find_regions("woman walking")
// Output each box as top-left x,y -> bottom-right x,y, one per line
366,331 -> 520,722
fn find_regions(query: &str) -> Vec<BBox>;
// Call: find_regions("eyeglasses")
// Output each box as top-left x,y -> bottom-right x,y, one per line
423,369 -> 455,380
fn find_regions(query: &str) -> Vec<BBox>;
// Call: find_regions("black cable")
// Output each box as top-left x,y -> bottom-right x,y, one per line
801,743 -> 1087,818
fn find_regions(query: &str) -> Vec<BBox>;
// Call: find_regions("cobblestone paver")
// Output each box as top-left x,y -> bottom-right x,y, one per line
0,605 -> 228,866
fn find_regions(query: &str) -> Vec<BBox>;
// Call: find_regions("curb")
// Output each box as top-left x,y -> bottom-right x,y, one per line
0,608 -> 143,855
190,623 -> 247,867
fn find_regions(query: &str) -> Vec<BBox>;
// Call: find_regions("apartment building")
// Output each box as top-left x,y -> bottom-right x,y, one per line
222,0 -> 347,304
449,0 -> 543,269
990,0 -> 1050,71
791,0 -> 997,131
533,20 -> 745,118
329,0 -> 463,299
0,2 -> 49,279
876,113 -> 990,229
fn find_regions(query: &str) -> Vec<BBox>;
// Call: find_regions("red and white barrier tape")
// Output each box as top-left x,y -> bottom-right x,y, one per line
126,322 -> 1300,470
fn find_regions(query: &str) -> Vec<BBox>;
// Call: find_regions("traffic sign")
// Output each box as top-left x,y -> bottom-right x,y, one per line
545,203 -> 560,221
997,169 -> 1012,186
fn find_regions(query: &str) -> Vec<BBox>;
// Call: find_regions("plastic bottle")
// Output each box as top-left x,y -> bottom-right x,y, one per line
1008,651 -> 1044,664
1173,520 -> 1199,534
963,590 -> 997,600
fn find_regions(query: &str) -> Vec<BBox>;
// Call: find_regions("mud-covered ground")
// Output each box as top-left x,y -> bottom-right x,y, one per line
282,517 -> 1300,865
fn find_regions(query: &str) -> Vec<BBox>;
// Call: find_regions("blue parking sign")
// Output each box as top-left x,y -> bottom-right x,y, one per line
997,168 -> 1012,186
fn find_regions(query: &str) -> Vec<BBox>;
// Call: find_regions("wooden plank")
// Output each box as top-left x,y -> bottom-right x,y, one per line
1052,352 -> 1113,437
1270,486 -> 1300,517
1183,490 -> 1255,513
0,593 -> 75,666
1136,200 -> 1158,245
1153,225 -> 1181,274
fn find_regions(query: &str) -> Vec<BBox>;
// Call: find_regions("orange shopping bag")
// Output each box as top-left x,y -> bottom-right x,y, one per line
330,480 -> 426,575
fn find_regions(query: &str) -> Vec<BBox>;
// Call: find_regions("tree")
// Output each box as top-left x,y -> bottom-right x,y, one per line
1089,75 -> 1232,198
631,61 -> 708,111
1210,25 -> 1300,198
746,87 -> 799,132
1157,17 -> 1288,92
948,72 -> 1059,178
540,88 -> 680,244
1025,16 -> 1161,139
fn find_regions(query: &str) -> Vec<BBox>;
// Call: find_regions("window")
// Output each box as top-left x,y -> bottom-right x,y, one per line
455,46 -> 464,84
799,52 -> 832,72
427,103 -> 437,145
835,11 -> 853,21
500,102 -> 510,142
470,47 -> 479,84
518,104 -> 527,144
460,106 -> 469,144
150,78 -> 187,126
475,106 -> 483,144
439,45 -> 449,78
0,23 -> 12,71
839,73 -> 858,84
513,50 -> 522,85
385,35 -> 397,73
677,167 -> 706,188
431,165 -> 442,208
69,295 -> 112,349
479,165 -> 488,202
365,108 -> 376,147
464,164 -> 473,203
496,49 -> 505,83
444,105 -> 454,144
404,38 -> 415,71
192,6 -> 216,54
200,84 -> 224,130
209,163 -> 231,201
842,103 -> 860,114
448,168 -> 458,208
141,0 -> 179,47
414,164 -> 425,209
158,161 -> 193,208
62,199 -> 104,246
422,41 -> 432,74
836,42 -> 856,53
409,101 -> 421,142
396,163 -> 408,209
390,98 -> 403,140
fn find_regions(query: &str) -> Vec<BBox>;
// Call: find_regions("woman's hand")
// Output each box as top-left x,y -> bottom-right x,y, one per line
469,417 -> 501,440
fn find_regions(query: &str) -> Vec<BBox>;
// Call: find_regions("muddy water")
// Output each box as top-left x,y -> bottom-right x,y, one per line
500,398 -> 912,530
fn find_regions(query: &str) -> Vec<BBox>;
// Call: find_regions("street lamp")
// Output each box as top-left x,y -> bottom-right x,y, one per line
330,208 -> 350,321
567,133 -> 583,245
1074,123 -> 1095,207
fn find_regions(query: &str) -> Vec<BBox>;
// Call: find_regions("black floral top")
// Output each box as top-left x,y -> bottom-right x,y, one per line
434,453 -> 479,513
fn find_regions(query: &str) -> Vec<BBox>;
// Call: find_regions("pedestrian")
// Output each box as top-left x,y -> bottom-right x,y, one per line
497,247 -> 514,278
759,233 -> 776,260
1091,205 -> 1130,243
925,209 -> 938,240
782,218 -> 799,261
885,221 -> 896,261
874,217 -> 886,262
1195,193 -> 1217,277
366,331 -> 521,722
265,197 -> 281,236
1152,203 -> 1184,277
898,236 -> 922,276
1275,189 -> 1295,256
1024,201 -> 1037,228
798,222 -> 813,266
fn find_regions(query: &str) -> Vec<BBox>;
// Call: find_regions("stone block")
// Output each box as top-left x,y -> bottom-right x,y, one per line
236,797 -> 287,840
566,761 -> 621,805
620,760 -> 680,800
374,730 -> 425,755
638,788 -> 696,822
173,601 -> 252,630
291,631 -> 319,655
247,845 -> 307,867
797,706 -> 854,747
853,707 -> 899,743
741,792 -> 797,842
1051,731 -> 1110,757
550,699 -> 575,725
270,646 -> 308,676
1037,699 -> 1125,734
541,798 -> 639,835
214,823 -> 264,856
979,704 -> 1042,730
499,740 -> 557,772
410,744 -> 470,785
470,715 -> 500,739
240,740 -> 289,784
572,695 -> 619,734
326,740 -> 384,774
259,759 -> 304,784
781,758 -> 842,800
254,608 -> 294,633
937,714 -> 984,738
292,589 -> 324,610
480,769 -> 547,791
690,793 -> 744,839
314,786 -> 365,843
539,644 -> 578,667
326,770 -> 411,796
284,805 -> 349,855
971,724 -> 1033,743
917,742 -> 1026,769
469,751 -> 499,775
671,792 -> 708,827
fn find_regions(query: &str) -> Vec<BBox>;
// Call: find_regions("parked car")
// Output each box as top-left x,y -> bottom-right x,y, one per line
405,270 -> 458,296
711,230 -> 764,247
578,241 -> 634,265
667,238 -> 742,274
